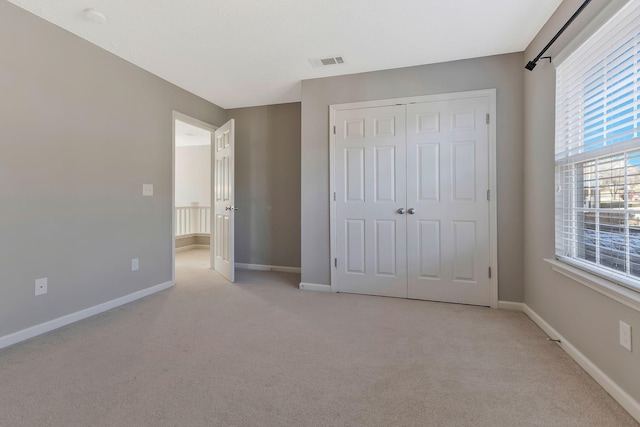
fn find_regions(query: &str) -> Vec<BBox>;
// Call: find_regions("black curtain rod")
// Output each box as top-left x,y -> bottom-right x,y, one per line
525,0 -> 594,71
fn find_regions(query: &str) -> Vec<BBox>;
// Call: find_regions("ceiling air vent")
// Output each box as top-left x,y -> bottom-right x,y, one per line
310,55 -> 345,68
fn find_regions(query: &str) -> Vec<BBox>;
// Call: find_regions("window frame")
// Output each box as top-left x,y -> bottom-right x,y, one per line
553,0 -> 640,308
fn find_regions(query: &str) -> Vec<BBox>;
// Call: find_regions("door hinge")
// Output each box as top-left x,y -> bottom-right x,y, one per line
333,126 -> 336,135
334,192 -> 336,201
488,267 -> 492,279
486,114 -> 490,125
487,189 -> 490,201
334,258 -> 338,268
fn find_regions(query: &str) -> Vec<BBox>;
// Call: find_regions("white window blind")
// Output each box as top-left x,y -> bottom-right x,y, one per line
555,0 -> 640,291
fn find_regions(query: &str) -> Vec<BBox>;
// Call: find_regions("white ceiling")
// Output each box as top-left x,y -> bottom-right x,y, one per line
175,120 -> 211,147
8,0 -> 562,109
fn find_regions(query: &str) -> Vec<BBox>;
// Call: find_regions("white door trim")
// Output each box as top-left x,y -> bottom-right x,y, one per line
171,111 -> 217,284
329,89 -> 498,308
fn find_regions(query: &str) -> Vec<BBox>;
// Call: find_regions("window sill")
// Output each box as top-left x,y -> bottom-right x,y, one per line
544,258 -> 640,313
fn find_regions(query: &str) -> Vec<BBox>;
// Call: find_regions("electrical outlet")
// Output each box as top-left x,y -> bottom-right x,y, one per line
142,184 -> 153,196
131,258 -> 139,271
35,278 -> 48,296
620,321 -> 632,352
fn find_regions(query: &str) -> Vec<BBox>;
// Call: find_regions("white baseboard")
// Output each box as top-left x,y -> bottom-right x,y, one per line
299,282 -> 331,292
0,281 -> 174,350
236,263 -> 301,274
523,304 -> 640,423
497,301 -> 525,311
175,233 -> 209,240
175,244 -> 209,253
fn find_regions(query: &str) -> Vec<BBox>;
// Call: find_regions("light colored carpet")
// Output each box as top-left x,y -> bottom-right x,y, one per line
0,248 -> 637,426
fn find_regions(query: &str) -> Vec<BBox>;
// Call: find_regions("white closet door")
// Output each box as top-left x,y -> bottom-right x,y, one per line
334,105 -> 408,297
406,98 -> 491,305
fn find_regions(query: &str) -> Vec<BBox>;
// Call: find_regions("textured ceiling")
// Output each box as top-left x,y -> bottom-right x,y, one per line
8,0 -> 562,108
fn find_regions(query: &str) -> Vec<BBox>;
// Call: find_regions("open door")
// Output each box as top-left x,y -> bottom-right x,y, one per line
212,119 -> 236,282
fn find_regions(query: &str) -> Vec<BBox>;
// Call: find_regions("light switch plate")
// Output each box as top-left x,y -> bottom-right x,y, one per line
142,184 -> 153,196
131,258 -> 139,271
35,277 -> 48,296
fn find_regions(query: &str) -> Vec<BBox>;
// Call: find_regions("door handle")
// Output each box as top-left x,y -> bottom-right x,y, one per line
397,208 -> 406,214
225,206 -> 239,211
408,208 -> 416,215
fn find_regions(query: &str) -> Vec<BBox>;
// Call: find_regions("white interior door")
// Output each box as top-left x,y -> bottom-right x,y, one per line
333,95 -> 492,306
334,105 -> 407,297
406,98 -> 491,305
213,119 -> 235,282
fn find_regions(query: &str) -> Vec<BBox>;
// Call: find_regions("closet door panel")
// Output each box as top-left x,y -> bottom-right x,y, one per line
334,105 -> 407,298
407,98 -> 491,306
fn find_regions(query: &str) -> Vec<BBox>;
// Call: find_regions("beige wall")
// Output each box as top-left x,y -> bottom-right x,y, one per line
226,103 -> 301,268
0,1 -> 225,337
300,53 -> 525,301
524,0 -> 640,403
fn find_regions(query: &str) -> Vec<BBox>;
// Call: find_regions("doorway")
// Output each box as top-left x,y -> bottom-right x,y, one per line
172,112 -> 216,283
329,90 -> 498,307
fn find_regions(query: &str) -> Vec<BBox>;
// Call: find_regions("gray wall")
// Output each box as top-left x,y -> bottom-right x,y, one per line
300,53 -> 525,301
226,103 -> 301,268
0,1 -> 225,337
524,0 -> 640,403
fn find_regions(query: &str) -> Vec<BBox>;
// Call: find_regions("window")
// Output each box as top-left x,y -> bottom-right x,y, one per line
555,0 -> 640,292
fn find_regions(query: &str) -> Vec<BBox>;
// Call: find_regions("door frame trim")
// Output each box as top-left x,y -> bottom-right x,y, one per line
171,111 -> 217,285
328,89 -> 498,308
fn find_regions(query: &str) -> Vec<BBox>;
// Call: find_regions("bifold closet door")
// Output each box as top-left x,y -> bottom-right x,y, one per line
334,105 -> 408,298
406,98 -> 491,306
